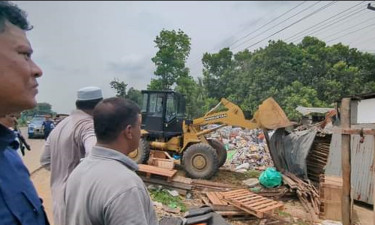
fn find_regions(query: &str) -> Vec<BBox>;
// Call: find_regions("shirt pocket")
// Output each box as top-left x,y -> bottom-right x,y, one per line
21,191 -> 42,214
15,191 -> 44,224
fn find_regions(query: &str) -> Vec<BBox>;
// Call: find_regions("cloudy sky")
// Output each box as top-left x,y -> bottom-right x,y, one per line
16,1 -> 375,114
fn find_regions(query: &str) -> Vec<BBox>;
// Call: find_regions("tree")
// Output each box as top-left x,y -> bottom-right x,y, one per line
110,78 -> 142,106
151,29 -> 191,90
22,102 -> 55,117
202,48 -> 236,100
110,78 -> 127,98
197,36 -> 375,120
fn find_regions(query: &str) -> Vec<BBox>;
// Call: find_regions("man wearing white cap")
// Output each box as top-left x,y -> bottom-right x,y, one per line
40,86 -> 103,225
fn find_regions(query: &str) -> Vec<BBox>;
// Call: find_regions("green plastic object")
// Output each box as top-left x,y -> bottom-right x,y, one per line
259,167 -> 282,188
226,150 -> 236,161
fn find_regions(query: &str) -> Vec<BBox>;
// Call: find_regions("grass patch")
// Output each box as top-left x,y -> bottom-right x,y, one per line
276,209 -> 291,217
244,170 -> 261,178
211,169 -> 261,186
149,189 -> 187,212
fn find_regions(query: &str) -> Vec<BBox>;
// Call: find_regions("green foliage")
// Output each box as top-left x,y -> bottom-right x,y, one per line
149,189 -> 186,212
110,78 -> 127,98
110,78 -> 142,106
151,29 -> 191,90
145,29 -> 375,122
201,36 -> 375,121
22,102 -> 55,117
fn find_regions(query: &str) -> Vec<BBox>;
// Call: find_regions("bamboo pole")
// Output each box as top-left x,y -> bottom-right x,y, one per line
341,98 -> 351,225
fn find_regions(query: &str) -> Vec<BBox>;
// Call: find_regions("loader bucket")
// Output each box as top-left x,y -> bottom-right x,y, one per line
251,97 -> 292,130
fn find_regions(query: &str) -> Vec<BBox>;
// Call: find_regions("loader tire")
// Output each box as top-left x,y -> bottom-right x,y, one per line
208,139 -> 227,168
182,143 -> 219,179
128,138 -> 150,164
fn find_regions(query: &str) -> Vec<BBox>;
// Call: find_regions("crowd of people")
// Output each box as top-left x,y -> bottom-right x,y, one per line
0,2 -> 158,225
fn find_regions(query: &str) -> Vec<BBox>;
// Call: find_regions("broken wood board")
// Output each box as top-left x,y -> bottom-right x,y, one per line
319,175 -> 342,221
140,176 -> 192,190
148,157 -> 174,170
172,175 -> 192,184
138,164 -> 177,182
221,189 -> 284,218
205,191 -> 227,205
192,179 -> 239,191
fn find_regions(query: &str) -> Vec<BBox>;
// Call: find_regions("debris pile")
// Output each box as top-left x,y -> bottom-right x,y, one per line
206,126 -> 273,171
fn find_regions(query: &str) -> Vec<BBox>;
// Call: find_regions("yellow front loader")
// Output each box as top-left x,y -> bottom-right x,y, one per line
129,90 -> 291,179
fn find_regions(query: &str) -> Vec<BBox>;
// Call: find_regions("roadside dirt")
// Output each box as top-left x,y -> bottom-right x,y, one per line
23,128 -> 373,225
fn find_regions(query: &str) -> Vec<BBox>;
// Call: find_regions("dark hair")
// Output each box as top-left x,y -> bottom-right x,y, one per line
94,97 -> 140,144
75,98 -> 103,110
0,1 -> 31,32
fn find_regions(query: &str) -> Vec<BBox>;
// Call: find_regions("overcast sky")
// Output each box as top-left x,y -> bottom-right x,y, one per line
16,1 -> 375,114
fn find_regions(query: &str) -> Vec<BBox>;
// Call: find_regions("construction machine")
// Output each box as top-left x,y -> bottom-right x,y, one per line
129,90 -> 291,179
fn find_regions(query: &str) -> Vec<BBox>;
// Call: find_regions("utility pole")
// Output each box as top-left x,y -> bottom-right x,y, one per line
368,3 -> 375,11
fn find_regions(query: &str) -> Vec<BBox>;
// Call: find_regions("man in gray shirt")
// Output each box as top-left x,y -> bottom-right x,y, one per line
64,97 -> 158,225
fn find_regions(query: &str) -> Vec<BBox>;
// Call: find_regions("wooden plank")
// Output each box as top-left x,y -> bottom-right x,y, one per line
216,210 -> 249,216
138,164 -> 177,178
341,98 -> 351,225
201,196 -> 210,205
221,189 -> 249,197
139,175 -> 192,190
246,199 -> 272,207
252,201 -> 279,210
206,192 -> 226,205
258,203 -> 284,213
232,194 -> 259,202
373,135 -> 375,225
211,205 -> 241,211
172,175 -> 192,184
341,128 -> 375,135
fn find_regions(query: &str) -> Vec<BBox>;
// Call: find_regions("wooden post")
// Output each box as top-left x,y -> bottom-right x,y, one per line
373,134 -> 375,224
341,98 -> 351,225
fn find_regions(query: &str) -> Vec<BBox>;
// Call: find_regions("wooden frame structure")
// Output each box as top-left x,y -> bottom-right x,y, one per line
340,98 -> 375,225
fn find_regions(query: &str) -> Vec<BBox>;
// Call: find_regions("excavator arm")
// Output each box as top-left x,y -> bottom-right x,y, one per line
192,97 -> 291,130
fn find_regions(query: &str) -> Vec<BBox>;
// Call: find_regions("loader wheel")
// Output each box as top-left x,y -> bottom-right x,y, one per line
182,143 -> 219,179
128,138 -> 150,164
208,139 -> 227,168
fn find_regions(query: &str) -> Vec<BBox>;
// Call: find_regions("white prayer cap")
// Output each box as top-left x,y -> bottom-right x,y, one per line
77,86 -> 103,101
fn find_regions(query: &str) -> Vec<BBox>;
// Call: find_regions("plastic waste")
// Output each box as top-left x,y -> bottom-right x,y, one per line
259,167 -> 282,188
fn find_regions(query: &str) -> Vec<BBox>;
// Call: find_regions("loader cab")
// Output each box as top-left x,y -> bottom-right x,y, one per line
141,90 -> 185,139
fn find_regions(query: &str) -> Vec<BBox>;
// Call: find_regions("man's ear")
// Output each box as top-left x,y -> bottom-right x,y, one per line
123,125 -> 133,139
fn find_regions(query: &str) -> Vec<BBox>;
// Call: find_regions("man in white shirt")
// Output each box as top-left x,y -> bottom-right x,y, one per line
40,86 -> 103,225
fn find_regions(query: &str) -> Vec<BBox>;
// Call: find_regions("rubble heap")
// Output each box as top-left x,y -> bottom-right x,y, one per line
206,126 -> 273,171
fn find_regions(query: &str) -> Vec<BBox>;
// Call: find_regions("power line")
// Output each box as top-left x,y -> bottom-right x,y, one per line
326,21 -> 375,43
287,5 -> 368,43
227,1 -> 307,49
231,1 -> 319,50
284,1 -> 366,42
188,1 -> 309,73
244,1 -> 337,51
320,13 -> 375,41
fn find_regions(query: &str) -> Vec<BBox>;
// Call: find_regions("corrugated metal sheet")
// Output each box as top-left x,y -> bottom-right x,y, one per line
325,125 -> 375,205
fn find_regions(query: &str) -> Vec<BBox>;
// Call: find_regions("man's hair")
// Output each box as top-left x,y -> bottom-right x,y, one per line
94,97 -> 141,144
0,1 -> 31,32
75,98 -> 103,110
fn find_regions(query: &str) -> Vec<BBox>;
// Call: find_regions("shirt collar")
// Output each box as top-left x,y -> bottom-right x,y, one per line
90,146 -> 139,171
0,124 -> 16,151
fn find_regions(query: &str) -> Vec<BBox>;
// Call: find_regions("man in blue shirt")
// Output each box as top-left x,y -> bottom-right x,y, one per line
0,1 -> 49,224
42,115 -> 54,140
